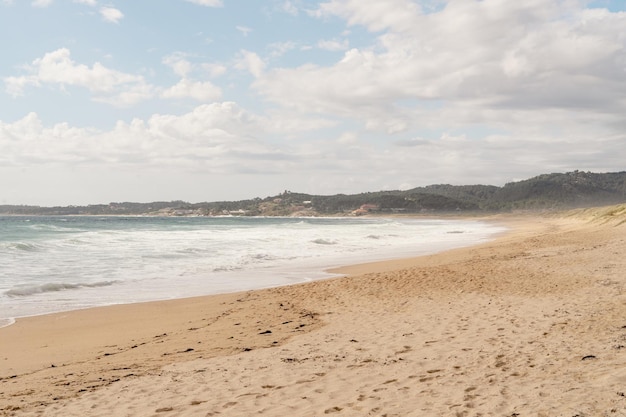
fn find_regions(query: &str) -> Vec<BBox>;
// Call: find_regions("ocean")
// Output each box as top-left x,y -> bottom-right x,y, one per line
0,216 -> 505,327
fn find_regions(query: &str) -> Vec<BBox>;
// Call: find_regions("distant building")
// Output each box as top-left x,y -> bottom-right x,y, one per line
360,204 -> 380,211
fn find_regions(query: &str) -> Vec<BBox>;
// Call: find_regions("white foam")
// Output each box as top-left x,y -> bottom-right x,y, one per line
0,318 -> 15,328
0,216 -> 506,322
5,280 -> 120,297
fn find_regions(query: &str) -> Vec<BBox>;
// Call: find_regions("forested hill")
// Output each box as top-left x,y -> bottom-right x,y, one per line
2,171 -> 625,216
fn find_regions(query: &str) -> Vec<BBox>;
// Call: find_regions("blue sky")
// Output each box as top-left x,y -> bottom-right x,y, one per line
1,0 -> 625,205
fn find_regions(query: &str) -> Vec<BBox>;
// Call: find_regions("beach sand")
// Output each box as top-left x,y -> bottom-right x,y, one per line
2,206 -> 626,416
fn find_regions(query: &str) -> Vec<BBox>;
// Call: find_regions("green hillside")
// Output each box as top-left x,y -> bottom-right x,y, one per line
1,171 -> 625,216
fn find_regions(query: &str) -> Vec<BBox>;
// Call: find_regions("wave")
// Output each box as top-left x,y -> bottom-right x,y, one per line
0,318 -> 15,328
311,238 -> 337,245
5,280 -> 120,297
213,265 -> 243,272
6,242 -> 42,252
29,223 -> 77,233
251,253 -> 277,261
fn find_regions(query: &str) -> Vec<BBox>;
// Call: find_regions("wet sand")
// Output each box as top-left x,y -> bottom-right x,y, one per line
2,206 -> 626,416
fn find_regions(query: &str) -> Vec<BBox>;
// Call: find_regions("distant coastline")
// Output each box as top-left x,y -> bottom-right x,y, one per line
1,170 -> 625,217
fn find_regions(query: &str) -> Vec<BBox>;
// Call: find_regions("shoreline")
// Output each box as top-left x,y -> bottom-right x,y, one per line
2,208 -> 626,416
0,216 -> 505,327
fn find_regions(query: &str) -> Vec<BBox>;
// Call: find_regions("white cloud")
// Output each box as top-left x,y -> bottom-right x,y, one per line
0,113 -> 94,165
257,0 -> 626,137
92,83 -> 155,107
0,103 -> 271,169
202,63 -> 227,78
236,25 -> 253,37
269,41 -> 298,58
161,78 -> 222,101
100,6 -> 123,23
337,131 -> 358,144
282,1 -> 298,16
184,0 -> 223,7
163,53 -> 227,79
162,54 -> 193,78
4,48 -> 154,106
160,54 -> 224,101
74,0 -> 96,5
4,75 -> 35,97
235,50 -> 266,78
32,0 -> 53,7
311,0 -> 421,32
317,38 -> 349,51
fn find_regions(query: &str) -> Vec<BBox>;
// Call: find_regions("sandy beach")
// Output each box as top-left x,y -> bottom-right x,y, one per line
2,206 -> 626,416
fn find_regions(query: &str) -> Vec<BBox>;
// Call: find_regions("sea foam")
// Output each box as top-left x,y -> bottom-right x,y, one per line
5,280 -> 120,297
0,215 -> 506,324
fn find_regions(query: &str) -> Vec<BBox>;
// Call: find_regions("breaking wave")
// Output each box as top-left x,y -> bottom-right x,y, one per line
6,242 -> 41,252
5,280 -> 120,297
311,238 -> 337,245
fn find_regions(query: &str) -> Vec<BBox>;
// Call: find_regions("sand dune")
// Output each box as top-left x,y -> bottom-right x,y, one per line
2,207 -> 626,416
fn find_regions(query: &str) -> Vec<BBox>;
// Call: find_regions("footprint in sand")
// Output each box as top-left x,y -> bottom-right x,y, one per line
324,406 -> 343,413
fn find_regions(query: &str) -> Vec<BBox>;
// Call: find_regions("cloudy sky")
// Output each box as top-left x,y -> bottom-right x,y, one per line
1,0 -> 625,206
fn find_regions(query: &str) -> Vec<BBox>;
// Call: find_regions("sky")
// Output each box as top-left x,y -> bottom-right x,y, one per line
1,0 -> 625,206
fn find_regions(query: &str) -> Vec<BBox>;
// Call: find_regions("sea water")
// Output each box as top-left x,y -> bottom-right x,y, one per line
0,216 -> 505,326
